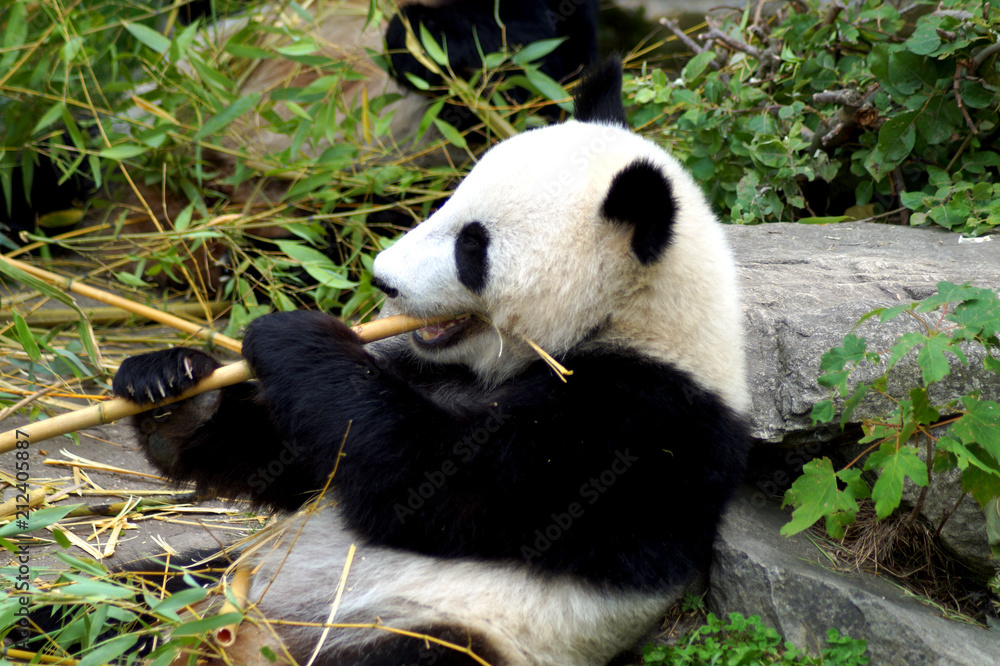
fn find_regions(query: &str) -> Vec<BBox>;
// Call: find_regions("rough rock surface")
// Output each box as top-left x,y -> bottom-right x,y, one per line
729,222 -> 1000,444
709,223 -> 1000,663
711,488 -> 1000,665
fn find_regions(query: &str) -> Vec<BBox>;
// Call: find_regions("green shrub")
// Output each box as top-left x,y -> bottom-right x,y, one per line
782,282 -> 1000,544
625,0 -> 1000,233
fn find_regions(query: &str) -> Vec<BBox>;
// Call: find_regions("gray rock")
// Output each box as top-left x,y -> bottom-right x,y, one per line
711,488 -> 1000,665
729,222 -> 1000,445
716,223 -> 1000,662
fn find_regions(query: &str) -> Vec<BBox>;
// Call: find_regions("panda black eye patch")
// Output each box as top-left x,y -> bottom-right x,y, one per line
455,221 -> 489,293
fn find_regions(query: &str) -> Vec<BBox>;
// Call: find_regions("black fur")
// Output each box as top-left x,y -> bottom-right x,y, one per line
114,310 -> 749,590
455,221 -> 489,293
386,1 -> 598,95
112,347 -> 219,404
1,150 -> 92,243
573,56 -> 627,126
603,159 -> 678,264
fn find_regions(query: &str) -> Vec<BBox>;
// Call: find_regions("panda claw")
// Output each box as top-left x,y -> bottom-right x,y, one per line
145,388 -> 156,403
183,357 -> 194,380
156,379 -> 166,398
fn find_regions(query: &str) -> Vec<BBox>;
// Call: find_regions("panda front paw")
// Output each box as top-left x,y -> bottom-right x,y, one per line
242,311 -> 365,383
113,348 -> 221,405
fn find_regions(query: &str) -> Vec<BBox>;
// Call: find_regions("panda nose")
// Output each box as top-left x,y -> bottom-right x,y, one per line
371,276 -> 399,299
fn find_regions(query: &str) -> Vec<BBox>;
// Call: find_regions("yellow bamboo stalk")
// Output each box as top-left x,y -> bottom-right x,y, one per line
0,255 -> 241,353
0,302 -> 232,327
0,648 -> 78,665
0,487 -> 48,520
0,314 -> 447,453
212,566 -> 253,647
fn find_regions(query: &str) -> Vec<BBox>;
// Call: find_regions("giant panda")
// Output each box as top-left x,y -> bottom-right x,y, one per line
110,56 -> 750,665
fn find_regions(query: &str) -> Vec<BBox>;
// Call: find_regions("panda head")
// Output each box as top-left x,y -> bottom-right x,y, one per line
372,58 -> 748,411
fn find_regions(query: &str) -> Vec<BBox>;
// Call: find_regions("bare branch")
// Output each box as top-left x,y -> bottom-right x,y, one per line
971,41 -> 1000,74
658,18 -> 705,55
953,61 -> 979,135
814,89 -> 865,107
700,27 -> 763,60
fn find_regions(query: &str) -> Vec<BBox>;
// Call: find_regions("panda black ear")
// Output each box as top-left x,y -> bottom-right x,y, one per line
574,56 -> 627,127
602,159 -> 676,265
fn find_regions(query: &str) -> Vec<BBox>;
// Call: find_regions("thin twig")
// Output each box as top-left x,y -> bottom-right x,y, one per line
970,42 -> 1000,73
953,61 -> 979,135
658,18 -> 705,55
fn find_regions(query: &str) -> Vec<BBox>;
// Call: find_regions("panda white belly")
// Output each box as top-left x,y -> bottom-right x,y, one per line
226,505 -> 681,666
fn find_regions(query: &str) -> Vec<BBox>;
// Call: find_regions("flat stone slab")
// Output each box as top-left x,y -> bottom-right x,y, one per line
729,222 -> 1000,443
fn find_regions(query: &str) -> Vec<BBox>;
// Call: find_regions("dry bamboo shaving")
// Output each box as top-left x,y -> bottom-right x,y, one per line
524,337 -> 573,382
304,543 -> 356,666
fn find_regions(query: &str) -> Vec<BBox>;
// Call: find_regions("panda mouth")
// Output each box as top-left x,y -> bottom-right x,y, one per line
413,314 -> 473,347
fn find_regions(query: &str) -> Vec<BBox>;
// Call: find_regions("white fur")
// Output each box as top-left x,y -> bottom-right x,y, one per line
220,504 -> 681,665
374,120 -> 749,412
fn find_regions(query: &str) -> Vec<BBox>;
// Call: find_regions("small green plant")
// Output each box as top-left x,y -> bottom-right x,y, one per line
624,0 -> 1000,233
642,612 -> 868,665
782,282 -> 1000,542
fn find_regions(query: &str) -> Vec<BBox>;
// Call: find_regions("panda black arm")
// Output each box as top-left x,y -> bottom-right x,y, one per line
242,311 -> 749,589
112,348 -> 316,510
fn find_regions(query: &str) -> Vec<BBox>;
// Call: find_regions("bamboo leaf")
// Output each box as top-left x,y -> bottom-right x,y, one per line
512,38 -> 566,66
0,504 -> 80,537
433,118 -> 467,149
98,144 -> 148,160
12,312 -> 41,361
194,93 -> 262,140
419,24 -> 448,67
32,101 -> 67,135
124,21 -> 170,54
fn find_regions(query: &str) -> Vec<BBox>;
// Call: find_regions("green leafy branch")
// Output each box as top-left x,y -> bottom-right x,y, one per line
782,282 -> 1000,543
626,0 -> 1000,233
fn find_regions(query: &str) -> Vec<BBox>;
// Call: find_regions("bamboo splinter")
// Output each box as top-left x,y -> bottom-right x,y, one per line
0,314 -> 447,453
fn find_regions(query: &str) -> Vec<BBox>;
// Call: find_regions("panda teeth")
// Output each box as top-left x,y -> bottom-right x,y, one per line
416,315 -> 471,343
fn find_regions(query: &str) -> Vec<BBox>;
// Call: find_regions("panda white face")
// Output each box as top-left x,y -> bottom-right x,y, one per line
372,118 -> 748,410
